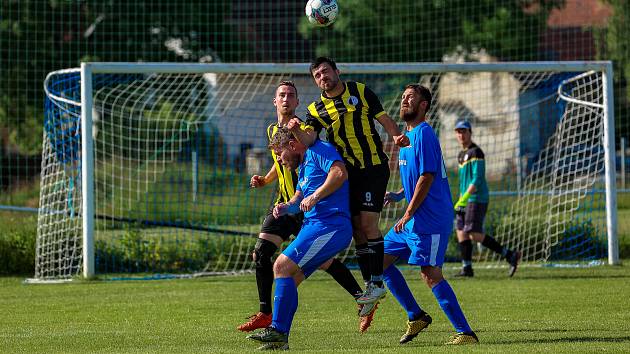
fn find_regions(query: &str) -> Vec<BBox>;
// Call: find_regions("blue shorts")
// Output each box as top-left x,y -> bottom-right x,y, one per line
384,223 -> 450,267
282,217 -> 352,278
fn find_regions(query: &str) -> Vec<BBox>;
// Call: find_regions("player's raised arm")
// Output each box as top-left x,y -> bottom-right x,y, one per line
287,117 -> 317,147
375,113 -> 410,147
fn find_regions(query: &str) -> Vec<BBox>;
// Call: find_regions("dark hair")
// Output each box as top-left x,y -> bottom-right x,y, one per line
309,57 -> 337,75
277,80 -> 298,96
268,127 -> 295,150
404,84 -> 432,112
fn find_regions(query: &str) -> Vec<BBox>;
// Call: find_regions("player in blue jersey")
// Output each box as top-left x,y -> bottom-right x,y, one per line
382,84 -> 478,345
239,81 -> 373,333
246,127 -> 354,350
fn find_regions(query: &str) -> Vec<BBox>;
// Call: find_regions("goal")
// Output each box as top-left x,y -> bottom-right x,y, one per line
34,62 -> 618,281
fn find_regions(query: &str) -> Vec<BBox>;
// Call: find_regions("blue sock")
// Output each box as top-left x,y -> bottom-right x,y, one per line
432,280 -> 472,333
383,265 -> 423,320
271,277 -> 298,334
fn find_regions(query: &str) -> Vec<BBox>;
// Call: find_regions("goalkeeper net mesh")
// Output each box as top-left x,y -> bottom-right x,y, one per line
36,65 -> 608,280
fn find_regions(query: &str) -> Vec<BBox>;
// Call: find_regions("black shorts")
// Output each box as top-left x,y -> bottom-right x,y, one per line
260,210 -> 304,241
455,202 -> 488,234
347,163 -> 390,216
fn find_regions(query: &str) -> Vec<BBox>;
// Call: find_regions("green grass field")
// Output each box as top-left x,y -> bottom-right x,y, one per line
2,265 -> 630,353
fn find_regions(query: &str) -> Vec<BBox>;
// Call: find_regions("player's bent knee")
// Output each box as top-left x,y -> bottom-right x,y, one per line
273,254 -> 299,278
318,258 -> 333,270
253,238 -> 277,269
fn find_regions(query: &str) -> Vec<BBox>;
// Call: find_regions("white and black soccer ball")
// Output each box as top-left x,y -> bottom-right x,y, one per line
305,0 -> 339,27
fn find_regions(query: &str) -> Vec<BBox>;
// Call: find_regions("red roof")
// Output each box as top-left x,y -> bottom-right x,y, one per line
547,0 -> 613,28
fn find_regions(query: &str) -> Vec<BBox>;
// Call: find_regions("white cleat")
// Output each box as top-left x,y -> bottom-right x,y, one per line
356,283 -> 387,304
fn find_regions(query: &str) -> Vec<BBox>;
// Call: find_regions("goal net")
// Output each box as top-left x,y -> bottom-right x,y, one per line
35,62 -> 617,280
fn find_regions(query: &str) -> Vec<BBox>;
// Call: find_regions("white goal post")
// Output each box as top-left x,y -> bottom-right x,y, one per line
37,61 -> 618,281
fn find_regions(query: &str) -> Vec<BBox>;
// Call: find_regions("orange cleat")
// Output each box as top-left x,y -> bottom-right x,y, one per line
237,312 -> 272,332
358,302 -> 379,334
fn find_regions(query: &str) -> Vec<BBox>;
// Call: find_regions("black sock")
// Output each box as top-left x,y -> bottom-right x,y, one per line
368,237 -> 384,287
481,235 -> 506,257
254,239 -> 278,314
325,258 -> 363,299
459,240 -> 473,267
355,243 -> 371,284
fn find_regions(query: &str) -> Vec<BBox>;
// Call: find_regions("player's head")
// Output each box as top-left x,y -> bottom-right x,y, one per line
309,57 -> 341,92
454,120 -> 472,147
273,81 -> 299,116
268,127 -> 306,170
400,84 -> 431,122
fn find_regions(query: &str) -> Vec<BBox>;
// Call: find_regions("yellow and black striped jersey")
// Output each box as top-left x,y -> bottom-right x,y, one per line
305,81 -> 389,169
267,122 -> 299,205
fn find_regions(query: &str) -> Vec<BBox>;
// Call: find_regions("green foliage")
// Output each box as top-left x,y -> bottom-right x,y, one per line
94,228 -> 257,274
299,0 -> 563,62
0,0 -> 250,155
599,0 -> 630,143
0,214 -> 37,275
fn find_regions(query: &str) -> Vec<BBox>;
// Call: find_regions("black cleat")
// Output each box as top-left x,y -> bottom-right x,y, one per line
247,327 -> 289,350
507,251 -> 522,277
454,266 -> 474,277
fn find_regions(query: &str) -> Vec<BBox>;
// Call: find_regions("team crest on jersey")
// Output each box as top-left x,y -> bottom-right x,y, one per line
347,95 -> 359,106
463,153 -> 469,161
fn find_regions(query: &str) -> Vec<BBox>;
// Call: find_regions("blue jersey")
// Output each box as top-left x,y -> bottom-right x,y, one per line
297,140 -> 351,221
398,121 -> 453,234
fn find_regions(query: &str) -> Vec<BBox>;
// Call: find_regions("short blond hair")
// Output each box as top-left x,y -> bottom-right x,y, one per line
268,127 -> 294,151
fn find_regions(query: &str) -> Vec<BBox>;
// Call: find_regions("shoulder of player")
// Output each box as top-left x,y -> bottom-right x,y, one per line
468,144 -> 485,159
417,122 -> 438,140
309,140 -> 339,157
266,122 -> 278,140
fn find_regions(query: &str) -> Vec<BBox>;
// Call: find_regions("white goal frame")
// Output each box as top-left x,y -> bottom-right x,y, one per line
73,61 -> 618,278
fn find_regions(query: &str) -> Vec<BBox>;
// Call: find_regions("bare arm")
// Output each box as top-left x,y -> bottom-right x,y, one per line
287,117 -> 317,147
300,161 -> 347,212
394,173 -> 434,232
375,114 -> 409,147
273,190 -> 304,218
384,187 -> 405,206
250,165 -> 278,188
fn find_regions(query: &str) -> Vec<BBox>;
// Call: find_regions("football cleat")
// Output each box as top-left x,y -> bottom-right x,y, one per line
399,313 -> 432,344
247,327 -> 288,344
237,312 -> 272,332
358,302 -> 379,333
445,331 -> 479,345
454,266 -> 474,278
356,283 -> 387,304
507,250 -> 522,277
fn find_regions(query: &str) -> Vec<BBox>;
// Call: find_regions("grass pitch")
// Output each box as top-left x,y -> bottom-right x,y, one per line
1,264 -> 630,353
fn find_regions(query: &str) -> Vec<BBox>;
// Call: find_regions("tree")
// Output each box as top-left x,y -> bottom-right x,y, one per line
600,0 -> 630,142
0,0 -> 251,155
299,0 -> 563,62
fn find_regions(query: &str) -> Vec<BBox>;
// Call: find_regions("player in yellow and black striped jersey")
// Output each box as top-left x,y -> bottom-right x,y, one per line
266,122 -> 299,206
288,57 -> 411,305
238,81 -> 371,334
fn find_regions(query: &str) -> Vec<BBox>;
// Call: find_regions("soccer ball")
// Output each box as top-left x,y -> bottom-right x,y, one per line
305,0 -> 339,27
